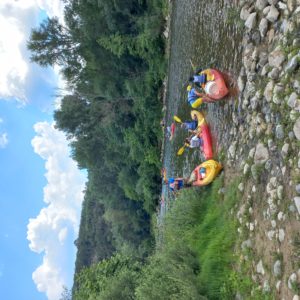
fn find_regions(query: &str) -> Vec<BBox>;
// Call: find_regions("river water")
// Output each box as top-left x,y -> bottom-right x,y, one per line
159,0 -> 243,219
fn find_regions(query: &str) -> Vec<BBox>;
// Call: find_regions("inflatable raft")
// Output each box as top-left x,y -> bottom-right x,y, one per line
190,110 -> 213,160
200,69 -> 229,100
191,159 -> 222,187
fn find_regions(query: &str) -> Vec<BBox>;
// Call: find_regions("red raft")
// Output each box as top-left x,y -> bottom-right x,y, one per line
201,69 -> 229,100
191,110 -> 213,160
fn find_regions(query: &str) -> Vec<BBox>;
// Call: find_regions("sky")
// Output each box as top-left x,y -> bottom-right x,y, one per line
0,1 -> 86,300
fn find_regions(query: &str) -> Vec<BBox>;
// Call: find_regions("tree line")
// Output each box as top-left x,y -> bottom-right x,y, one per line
28,0 -> 168,297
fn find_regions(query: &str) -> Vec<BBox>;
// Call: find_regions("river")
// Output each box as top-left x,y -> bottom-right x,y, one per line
159,0 -> 244,219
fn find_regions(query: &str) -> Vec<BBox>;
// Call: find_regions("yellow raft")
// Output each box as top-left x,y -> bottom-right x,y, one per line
191,159 -> 222,186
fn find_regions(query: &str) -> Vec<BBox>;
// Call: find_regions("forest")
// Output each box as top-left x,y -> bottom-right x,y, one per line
28,0 -> 168,298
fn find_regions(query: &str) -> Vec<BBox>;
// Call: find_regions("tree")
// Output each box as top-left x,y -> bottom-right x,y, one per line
27,17 -> 79,67
59,286 -> 72,300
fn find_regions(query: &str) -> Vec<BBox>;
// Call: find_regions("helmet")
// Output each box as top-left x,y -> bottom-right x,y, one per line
187,85 -> 192,91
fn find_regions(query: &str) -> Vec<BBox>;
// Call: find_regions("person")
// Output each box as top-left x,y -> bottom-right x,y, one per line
167,177 -> 185,192
186,83 -> 215,108
188,73 -> 207,88
185,135 -> 203,148
181,112 -> 199,131
185,167 -> 206,185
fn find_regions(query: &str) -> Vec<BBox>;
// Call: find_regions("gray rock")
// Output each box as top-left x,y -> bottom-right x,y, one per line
256,0 -> 269,9
289,204 -> 297,213
288,273 -> 297,290
240,5 -> 251,21
268,67 -> 280,79
267,230 -> 276,239
273,260 -> 282,277
266,5 -> 280,22
238,75 -> 246,92
278,228 -> 285,242
263,280 -> 271,292
228,142 -> 237,159
268,49 -> 285,67
258,51 -> 268,66
263,5 -> 271,15
259,18 -> 269,37
265,159 -> 272,170
268,0 -> 279,4
264,81 -> 274,101
278,1 -> 288,9
277,185 -> 284,199
257,260 -> 265,275
293,117 -> 300,140
241,239 -> 252,250
244,163 -> 250,175
238,182 -> 244,192
293,295 -> 300,300
261,64 -> 270,76
276,125 -> 285,139
294,197 -> 300,214
245,12 -> 258,29
285,55 -> 300,74
281,143 -> 289,157
288,92 -> 299,108
296,184 -> 300,194
276,280 -> 281,291
254,143 -> 269,164
287,0 -> 295,12
271,219 -> 277,228
250,96 -> 259,110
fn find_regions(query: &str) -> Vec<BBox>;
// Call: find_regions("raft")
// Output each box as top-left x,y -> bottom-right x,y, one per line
190,110 -> 213,160
200,69 -> 229,100
169,122 -> 176,141
191,159 -> 222,186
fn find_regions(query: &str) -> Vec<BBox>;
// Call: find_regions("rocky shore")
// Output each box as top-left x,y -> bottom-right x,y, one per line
227,0 -> 300,298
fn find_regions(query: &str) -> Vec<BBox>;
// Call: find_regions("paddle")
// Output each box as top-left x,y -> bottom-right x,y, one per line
173,115 -> 183,124
177,143 -> 188,156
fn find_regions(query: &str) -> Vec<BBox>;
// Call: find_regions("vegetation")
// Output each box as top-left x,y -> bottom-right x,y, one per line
73,176 -> 242,299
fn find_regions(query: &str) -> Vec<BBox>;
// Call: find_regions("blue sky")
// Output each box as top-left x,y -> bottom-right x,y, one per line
0,2 -> 86,300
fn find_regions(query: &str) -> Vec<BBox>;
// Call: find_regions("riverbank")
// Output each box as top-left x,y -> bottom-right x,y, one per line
159,0 -> 300,298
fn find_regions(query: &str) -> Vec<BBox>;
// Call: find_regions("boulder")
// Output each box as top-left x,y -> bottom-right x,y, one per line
256,0 -> 269,9
259,18 -> 269,37
264,80 -> 274,101
266,5 -> 280,22
268,49 -> 285,67
245,12 -> 257,29
257,260 -> 265,275
254,143 -> 269,164
273,260 -> 282,277
293,117 -> 300,140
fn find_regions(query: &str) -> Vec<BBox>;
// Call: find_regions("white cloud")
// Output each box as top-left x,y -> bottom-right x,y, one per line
0,0 -> 65,102
27,122 -> 86,300
0,133 -> 8,148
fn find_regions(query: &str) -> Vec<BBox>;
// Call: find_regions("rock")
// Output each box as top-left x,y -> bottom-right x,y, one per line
273,83 -> 284,104
287,92 -> 299,108
271,219 -> 277,227
274,260 -> 282,277
240,5 -> 251,21
285,55 -> 300,74
278,1 -> 288,9
241,239 -> 252,250
296,184 -> 300,194
293,117 -> 300,140
238,182 -> 244,192
238,75 -> 246,92
278,211 -> 284,221
245,12 -> 257,29
288,273 -> 297,290
266,5 -> 280,22
254,143 -> 269,164
264,81 -> 274,101
268,49 -> 285,67
287,0 -> 295,12
268,67 -> 280,79
228,142 -> 237,159
249,222 -> 255,231
268,0 -> 279,4
256,0 -> 269,9
258,51 -> 268,66
278,228 -> 285,242
276,125 -> 285,139
294,197 -> 300,214
267,230 -> 276,240
244,163 -> 250,175
276,280 -> 281,291
290,204 -> 297,213
277,185 -> 284,199
259,18 -> 269,37
263,5 -> 271,15
281,143 -> 289,157
263,280 -> 270,292
257,260 -> 265,275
